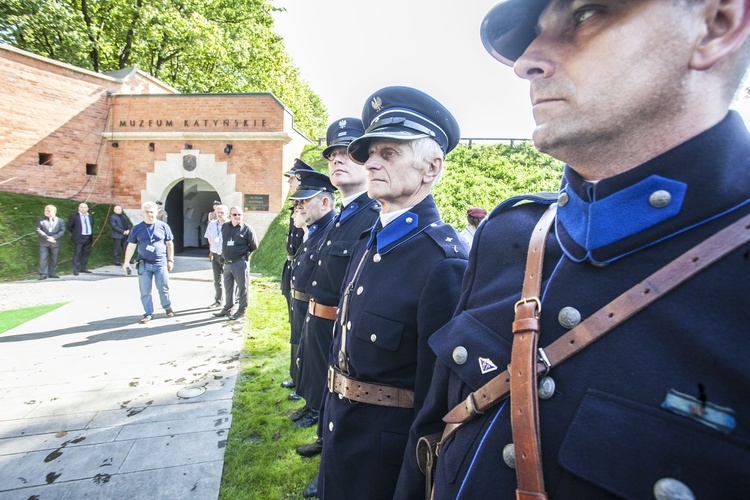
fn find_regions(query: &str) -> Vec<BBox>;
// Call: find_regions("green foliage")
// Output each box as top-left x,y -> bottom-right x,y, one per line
0,192 -> 119,280
0,0 -> 327,139
0,302 -> 67,334
434,142 -> 563,230
219,279 -> 318,499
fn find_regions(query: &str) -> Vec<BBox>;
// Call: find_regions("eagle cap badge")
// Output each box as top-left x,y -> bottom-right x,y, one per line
339,119 -> 347,128
371,96 -> 383,112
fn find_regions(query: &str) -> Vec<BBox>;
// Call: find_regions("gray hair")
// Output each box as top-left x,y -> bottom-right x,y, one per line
142,201 -> 158,212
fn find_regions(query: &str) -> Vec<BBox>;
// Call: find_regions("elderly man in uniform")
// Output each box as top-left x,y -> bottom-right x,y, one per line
398,1 -> 750,499
213,207 -> 258,322
281,158 -> 315,394
287,168 -> 338,430
295,118 -> 380,497
317,86 -> 468,500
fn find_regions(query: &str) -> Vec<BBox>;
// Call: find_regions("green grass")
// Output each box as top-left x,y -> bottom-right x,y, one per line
219,278 -> 319,499
0,302 -> 68,334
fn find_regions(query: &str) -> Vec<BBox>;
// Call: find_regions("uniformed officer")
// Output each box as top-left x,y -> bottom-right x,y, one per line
317,86 -> 469,500
295,118 -> 381,497
281,158 -> 315,394
397,1 -> 750,499
287,169 -> 338,429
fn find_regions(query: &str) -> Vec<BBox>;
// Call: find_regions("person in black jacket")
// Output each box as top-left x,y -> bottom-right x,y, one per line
67,202 -> 94,275
213,207 -> 258,322
109,205 -> 131,266
397,1 -> 750,498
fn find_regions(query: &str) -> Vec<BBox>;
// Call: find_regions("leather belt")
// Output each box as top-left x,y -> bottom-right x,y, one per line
327,366 -> 414,409
291,289 -> 310,302
225,256 -> 246,264
309,299 -> 337,321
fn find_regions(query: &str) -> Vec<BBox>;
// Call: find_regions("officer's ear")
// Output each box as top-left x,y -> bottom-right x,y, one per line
422,157 -> 443,185
690,0 -> 750,70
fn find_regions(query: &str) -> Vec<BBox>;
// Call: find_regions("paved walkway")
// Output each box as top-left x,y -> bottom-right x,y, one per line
0,252 -> 245,499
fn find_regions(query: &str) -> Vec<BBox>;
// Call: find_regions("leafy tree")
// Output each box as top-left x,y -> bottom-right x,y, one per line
0,0 -> 327,139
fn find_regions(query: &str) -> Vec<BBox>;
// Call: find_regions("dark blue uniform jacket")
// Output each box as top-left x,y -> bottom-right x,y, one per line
397,112 -> 750,499
296,193 -> 380,407
319,195 -> 468,500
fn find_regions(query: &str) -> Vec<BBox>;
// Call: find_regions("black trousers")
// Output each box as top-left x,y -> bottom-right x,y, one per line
38,242 -> 60,276
222,259 -> 248,314
72,235 -> 92,272
112,237 -> 128,264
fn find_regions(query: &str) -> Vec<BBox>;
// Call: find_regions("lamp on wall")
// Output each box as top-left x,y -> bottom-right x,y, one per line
184,143 -> 192,150
112,142 -> 119,148
224,144 -> 233,155
149,142 -> 155,151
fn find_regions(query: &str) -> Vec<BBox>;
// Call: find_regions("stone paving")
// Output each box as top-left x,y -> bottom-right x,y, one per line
0,253 -> 245,499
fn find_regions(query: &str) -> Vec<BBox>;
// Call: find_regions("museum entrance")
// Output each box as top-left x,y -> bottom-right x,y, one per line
164,179 -> 221,254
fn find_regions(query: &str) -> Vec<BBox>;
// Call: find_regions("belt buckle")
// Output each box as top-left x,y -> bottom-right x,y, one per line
327,366 -> 336,393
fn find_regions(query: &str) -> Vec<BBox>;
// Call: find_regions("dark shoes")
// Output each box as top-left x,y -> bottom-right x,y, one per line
281,380 -> 295,389
208,301 -> 222,308
303,476 -> 318,498
228,312 -> 245,321
289,405 -> 311,422
288,392 -> 302,401
139,315 -> 153,324
296,438 -> 323,457
294,409 -> 319,428
213,310 -> 231,317
165,309 -> 175,318
38,275 -> 48,280
49,275 -> 60,278
73,271 -> 79,276
113,262 -> 121,266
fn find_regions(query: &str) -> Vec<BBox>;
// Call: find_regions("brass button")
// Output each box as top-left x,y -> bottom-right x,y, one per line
649,190 -> 672,208
558,307 -> 581,329
502,443 -> 516,469
452,346 -> 468,365
558,192 -> 570,207
538,376 -> 556,400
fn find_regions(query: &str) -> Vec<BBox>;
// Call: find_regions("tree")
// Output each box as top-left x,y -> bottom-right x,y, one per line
0,0 -> 327,139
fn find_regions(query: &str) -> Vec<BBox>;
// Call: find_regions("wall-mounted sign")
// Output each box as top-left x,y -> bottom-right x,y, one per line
244,194 -> 269,212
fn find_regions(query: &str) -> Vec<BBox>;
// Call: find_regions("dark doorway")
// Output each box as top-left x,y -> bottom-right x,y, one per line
165,182 -> 185,253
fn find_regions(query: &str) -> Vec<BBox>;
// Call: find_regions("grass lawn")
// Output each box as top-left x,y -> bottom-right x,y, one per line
0,303 -> 68,334
219,279 -> 320,499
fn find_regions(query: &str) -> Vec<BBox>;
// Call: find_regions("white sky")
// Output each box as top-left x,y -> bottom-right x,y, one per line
272,0 -> 750,139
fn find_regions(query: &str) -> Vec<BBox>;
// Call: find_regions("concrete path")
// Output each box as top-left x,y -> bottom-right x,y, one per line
0,251 -> 245,499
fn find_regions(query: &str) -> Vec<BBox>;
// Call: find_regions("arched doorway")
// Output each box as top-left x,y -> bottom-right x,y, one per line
164,178 -> 221,253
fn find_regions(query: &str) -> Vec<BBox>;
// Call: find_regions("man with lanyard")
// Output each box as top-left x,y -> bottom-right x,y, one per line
123,201 -> 174,324
397,1 -> 750,498
280,158 -> 315,394
213,206 -> 258,322
317,87 -> 468,499
204,203 -> 228,308
295,118 -> 381,498
286,169 -> 338,431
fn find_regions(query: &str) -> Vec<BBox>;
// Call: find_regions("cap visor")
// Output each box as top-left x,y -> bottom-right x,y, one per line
348,128 -> 430,163
289,188 -> 323,200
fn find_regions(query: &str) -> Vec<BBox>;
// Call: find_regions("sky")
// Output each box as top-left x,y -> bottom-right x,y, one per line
272,0 -> 750,140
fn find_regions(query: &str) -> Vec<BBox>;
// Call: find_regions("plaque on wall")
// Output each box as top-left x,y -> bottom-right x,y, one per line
244,194 -> 269,212
183,154 -> 197,171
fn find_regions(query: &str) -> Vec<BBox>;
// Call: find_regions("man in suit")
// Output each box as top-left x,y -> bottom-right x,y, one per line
35,204 -> 65,279
109,205 -> 131,266
67,202 -> 94,275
